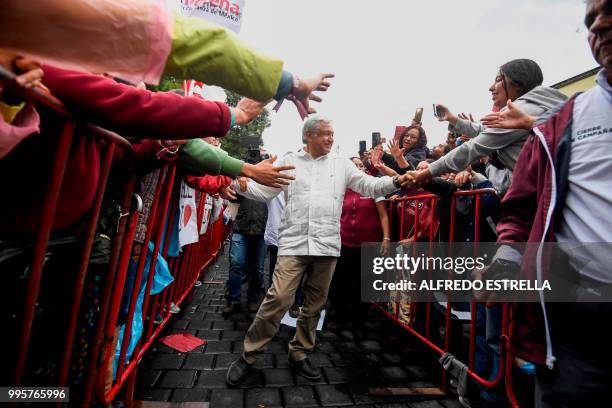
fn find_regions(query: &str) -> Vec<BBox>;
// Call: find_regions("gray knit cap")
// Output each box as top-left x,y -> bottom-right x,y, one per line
499,59 -> 543,97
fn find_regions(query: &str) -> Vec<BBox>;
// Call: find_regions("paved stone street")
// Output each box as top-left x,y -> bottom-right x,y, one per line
135,244 -> 462,408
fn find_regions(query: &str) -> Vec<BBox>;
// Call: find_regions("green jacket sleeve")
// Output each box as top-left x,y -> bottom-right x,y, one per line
178,139 -> 244,178
165,15 -> 284,102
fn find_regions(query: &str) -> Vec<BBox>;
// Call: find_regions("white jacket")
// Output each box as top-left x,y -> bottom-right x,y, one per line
233,150 -> 397,256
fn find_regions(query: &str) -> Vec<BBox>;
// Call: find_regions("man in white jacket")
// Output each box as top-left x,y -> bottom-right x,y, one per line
227,115 -> 408,385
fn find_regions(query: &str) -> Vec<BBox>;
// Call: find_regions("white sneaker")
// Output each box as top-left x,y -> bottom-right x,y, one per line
170,302 -> 181,314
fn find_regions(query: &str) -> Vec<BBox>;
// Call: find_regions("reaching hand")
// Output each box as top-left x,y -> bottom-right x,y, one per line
387,139 -> 406,159
454,168 -> 473,186
471,265 -> 494,303
457,112 -> 475,123
241,155 -> 295,188
237,177 -> 248,192
13,59 -> 44,89
370,148 -> 383,167
219,186 -> 238,200
293,73 -> 335,115
400,169 -> 431,187
161,139 -> 187,149
480,100 -> 536,130
233,98 -> 268,125
397,172 -> 416,188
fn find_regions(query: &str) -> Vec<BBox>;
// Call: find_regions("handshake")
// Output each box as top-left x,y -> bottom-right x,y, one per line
396,169 -> 432,188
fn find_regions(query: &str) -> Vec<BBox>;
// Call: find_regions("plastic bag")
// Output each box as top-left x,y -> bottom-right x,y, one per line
113,241 -> 173,378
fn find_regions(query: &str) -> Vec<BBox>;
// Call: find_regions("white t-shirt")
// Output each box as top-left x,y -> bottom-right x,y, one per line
555,70 -> 612,283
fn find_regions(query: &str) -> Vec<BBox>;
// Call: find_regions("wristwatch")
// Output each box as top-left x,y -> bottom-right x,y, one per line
392,175 -> 401,188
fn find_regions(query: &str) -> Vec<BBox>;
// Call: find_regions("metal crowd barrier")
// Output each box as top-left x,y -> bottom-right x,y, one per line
376,189 -> 521,407
0,67 -> 230,407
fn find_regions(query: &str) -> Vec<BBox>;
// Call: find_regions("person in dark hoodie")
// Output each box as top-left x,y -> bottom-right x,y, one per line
405,59 -> 567,192
378,125 -> 429,174
392,125 -> 429,169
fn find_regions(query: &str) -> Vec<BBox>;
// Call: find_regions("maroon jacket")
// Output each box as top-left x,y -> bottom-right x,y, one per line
40,65 -> 232,139
0,65 -> 232,236
496,95 -> 577,366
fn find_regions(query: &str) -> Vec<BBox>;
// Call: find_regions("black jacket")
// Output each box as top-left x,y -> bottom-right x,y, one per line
233,197 -> 268,235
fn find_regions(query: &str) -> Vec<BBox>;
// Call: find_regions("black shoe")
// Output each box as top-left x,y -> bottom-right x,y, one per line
289,357 -> 321,381
226,356 -> 251,387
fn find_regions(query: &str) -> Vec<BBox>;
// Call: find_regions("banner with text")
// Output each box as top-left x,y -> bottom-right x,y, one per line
180,0 -> 245,33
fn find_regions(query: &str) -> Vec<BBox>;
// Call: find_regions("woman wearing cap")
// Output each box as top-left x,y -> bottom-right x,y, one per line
407,59 -> 567,195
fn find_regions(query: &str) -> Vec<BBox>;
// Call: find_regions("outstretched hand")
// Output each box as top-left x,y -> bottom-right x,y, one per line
233,98 -> 267,125
387,139 -> 406,159
0,52 -> 44,90
237,177 -> 248,192
399,169 -> 431,187
480,100 -> 536,130
241,155 -> 295,188
370,148 -> 383,167
454,168 -> 473,186
293,73 -> 335,115
219,186 -> 238,200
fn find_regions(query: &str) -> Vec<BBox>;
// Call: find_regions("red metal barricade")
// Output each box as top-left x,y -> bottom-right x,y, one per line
376,189 -> 520,407
0,67 -> 230,407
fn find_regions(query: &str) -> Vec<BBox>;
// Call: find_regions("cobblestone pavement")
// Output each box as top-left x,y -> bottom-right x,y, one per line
135,245 -> 462,408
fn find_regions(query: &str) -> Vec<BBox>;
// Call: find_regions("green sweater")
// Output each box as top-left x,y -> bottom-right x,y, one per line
165,15 -> 284,102
178,139 -> 243,178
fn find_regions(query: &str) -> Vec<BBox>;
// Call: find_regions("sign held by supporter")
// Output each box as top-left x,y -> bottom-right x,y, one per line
180,0 -> 245,33
178,180 -> 199,247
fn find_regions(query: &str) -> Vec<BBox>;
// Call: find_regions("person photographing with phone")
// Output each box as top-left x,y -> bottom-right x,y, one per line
403,59 -> 567,194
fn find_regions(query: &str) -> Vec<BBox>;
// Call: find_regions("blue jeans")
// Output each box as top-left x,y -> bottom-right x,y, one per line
228,232 -> 266,305
474,304 -> 505,404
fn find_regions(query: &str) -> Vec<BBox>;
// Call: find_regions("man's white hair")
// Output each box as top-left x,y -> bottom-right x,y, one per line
302,115 -> 332,144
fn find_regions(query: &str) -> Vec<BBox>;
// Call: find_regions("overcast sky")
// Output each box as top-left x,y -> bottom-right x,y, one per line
235,0 -> 597,157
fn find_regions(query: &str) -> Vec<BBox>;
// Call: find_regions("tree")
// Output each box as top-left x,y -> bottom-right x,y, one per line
148,77 -> 270,159
147,75 -> 182,92
222,90 -> 271,159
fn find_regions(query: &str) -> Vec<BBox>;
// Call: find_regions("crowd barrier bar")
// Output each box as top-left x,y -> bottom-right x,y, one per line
377,189 -> 519,407
0,68 -> 230,407
96,176 -> 229,405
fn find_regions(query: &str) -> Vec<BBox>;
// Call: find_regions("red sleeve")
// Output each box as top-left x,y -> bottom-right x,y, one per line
40,64 -> 232,139
111,139 -> 172,176
184,175 -> 232,194
496,135 -> 539,243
